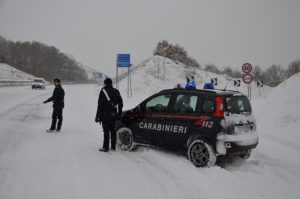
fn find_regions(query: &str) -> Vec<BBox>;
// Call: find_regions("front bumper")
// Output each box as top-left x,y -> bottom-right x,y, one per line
32,85 -> 43,88
216,132 -> 259,155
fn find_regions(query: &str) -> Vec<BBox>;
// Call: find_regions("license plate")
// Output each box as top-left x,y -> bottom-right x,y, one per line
235,124 -> 251,134
243,125 -> 251,132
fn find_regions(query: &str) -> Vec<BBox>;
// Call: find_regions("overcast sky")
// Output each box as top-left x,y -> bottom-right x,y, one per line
0,0 -> 299,76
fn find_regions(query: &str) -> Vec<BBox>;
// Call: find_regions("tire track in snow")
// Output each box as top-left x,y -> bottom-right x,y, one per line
0,92 -> 50,119
111,151 -> 172,199
114,149 -> 195,199
0,92 -> 49,157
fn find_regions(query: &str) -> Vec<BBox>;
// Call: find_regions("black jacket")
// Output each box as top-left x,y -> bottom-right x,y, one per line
96,85 -> 123,122
44,85 -> 65,108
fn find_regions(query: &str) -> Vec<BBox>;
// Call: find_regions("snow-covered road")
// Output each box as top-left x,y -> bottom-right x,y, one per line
0,84 -> 299,199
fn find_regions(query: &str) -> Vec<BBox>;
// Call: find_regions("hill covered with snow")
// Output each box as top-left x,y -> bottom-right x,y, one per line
0,63 -> 37,80
80,65 -> 108,82
117,56 -> 270,106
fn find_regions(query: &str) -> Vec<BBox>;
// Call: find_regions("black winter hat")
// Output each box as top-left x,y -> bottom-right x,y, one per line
53,78 -> 61,83
104,78 -> 112,85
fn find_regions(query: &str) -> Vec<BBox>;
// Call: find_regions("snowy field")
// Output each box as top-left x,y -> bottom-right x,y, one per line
0,75 -> 300,199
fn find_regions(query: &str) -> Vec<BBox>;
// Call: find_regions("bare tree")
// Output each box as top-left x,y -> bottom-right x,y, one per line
222,66 -> 233,76
263,64 -> 286,86
286,60 -> 300,78
154,40 -> 201,69
204,64 -> 221,74
253,65 -> 262,79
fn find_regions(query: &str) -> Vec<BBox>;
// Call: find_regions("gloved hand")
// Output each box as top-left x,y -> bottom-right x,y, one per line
43,101 -> 47,104
95,116 -> 99,123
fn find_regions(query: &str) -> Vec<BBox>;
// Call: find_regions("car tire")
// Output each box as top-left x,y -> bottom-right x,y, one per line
188,139 -> 216,167
239,150 -> 251,160
116,127 -> 135,151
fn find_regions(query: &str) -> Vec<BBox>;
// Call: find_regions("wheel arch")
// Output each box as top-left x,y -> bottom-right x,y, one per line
186,133 -> 215,151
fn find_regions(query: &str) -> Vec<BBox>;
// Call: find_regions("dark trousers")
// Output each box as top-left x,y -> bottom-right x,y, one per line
50,107 -> 63,130
102,120 -> 116,150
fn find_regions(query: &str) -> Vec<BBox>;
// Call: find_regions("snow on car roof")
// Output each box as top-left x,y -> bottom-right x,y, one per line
160,88 -> 242,95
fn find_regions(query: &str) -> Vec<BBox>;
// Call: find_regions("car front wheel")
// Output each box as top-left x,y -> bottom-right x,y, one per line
188,140 -> 216,167
116,127 -> 135,151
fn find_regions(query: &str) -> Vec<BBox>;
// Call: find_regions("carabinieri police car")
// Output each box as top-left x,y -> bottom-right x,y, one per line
116,87 -> 259,167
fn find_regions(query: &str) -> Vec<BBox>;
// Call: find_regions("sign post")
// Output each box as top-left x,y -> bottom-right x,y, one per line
257,81 -> 263,96
116,54 -> 132,98
241,63 -> 253,100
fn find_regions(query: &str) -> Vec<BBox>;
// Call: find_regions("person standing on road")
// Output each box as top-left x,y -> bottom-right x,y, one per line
43,78 -> 65,132
95,78 -> 123,152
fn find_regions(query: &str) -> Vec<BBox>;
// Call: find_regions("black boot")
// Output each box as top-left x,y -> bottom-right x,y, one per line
99,148 -> 109,152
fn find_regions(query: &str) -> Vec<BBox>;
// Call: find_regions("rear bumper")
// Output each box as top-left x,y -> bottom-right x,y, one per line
226,143 -> 258,153
216,132 -> 259,155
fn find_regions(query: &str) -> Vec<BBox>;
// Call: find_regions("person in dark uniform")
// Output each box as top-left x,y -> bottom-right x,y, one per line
43,78 -> 65,132
95,78 -> 123,152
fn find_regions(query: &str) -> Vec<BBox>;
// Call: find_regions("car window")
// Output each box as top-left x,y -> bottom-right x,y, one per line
145,94 -> 171,113
225,96 -> 251,114
174,95 -> 198,114
202,99 -> 215,114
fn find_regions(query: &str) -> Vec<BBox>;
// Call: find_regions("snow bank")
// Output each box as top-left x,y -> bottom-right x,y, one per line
254,73 -> 300,134
259,73 -> 300,127
252,72 -> 300,163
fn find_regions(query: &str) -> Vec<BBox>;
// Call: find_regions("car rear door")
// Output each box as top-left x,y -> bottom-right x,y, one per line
163,93 -> 201,150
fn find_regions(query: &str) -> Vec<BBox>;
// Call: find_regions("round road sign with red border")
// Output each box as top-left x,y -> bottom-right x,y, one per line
242,73 -> 254,84
242,63 -> 253,74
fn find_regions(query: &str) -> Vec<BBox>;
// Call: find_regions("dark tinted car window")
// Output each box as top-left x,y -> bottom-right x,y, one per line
145,94 -> 171,113
202,100 -> 215,114
225,96 -> 252,114
174,95 -> 198,114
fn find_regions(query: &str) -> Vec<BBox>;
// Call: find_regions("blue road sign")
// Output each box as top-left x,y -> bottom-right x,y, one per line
117,54 -> 131,67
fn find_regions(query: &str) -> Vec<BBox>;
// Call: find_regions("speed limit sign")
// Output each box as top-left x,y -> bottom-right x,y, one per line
242,73 -> 254,84
242,63 -> 253,74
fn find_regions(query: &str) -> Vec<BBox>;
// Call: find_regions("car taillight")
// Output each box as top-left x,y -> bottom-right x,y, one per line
214,96 -> 224,117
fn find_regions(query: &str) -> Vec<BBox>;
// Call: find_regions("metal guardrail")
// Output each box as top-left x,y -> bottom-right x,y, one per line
0,79 -> 97,87
0,79 -> 32,87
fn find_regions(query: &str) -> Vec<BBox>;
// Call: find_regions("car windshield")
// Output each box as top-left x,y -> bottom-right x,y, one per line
34,80 -> 43,83
225,96 -> 252,114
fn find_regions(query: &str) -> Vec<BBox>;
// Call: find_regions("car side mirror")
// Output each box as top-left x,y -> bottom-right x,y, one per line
139,104 -> 147,112
134,105 -> 142,113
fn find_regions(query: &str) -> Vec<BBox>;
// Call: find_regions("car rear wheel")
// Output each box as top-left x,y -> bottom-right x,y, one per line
188,140 -> 216,167
239,150 -> 251,160
116,127 -> 135,151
